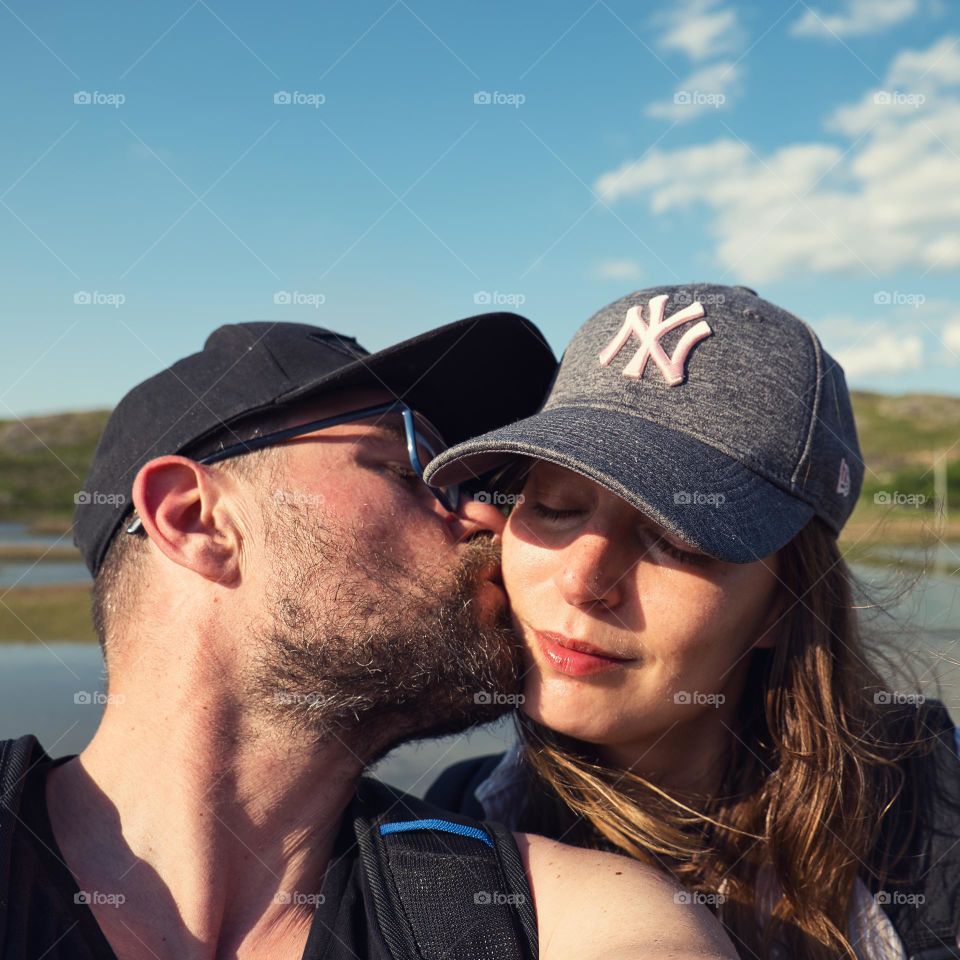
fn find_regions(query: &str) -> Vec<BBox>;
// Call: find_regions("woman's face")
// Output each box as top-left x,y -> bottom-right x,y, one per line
502,461 -> 783,772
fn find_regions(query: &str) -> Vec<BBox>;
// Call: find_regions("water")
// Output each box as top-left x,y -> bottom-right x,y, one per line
0,552 -> 956,795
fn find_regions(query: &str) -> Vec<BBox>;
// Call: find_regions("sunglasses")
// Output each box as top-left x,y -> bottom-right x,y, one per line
125,400 -> 460,535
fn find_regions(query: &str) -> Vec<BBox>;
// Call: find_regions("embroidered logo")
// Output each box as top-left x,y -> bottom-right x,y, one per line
598,294 -> 713,386
837,458 -> 851,497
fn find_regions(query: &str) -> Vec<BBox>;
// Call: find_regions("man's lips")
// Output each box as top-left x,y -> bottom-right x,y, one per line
532,630 -> 636,677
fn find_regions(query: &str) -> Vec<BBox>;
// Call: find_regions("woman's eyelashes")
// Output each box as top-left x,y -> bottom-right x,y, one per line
530,502 -> 584,521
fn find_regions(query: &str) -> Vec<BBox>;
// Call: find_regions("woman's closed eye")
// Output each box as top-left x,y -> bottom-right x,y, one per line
530,502 -> 584,521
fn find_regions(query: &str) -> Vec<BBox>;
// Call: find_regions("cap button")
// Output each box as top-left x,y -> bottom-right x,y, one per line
733,285 -> 758,296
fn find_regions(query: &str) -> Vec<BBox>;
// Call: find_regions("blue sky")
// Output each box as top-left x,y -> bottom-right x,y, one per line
1,0 -> 958,416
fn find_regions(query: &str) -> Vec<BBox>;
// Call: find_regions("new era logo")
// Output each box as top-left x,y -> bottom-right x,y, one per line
598,294 -> 713,386
837,458 -> 851,497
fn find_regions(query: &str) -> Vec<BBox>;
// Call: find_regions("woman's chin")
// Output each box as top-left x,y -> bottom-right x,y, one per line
519,683 -> 620,744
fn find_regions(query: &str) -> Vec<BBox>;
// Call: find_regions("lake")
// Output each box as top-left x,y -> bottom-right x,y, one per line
1,525 -> 957,795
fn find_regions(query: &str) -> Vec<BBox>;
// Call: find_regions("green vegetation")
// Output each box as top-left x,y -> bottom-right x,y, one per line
0,393 -> 956,642
0,410 -> 110,532
0,584 -> 96,643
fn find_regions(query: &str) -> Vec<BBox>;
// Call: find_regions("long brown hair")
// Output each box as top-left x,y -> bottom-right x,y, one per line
517,517 -> 937,959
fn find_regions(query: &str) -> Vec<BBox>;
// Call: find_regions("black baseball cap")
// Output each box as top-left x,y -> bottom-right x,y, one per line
426,284 -> 864,563
75,315 -> 556,576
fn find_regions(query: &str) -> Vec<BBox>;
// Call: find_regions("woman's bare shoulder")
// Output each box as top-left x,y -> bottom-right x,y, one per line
514,832 -> 739,960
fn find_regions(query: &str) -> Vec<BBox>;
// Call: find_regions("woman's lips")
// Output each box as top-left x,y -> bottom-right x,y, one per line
532,630 -> 636,677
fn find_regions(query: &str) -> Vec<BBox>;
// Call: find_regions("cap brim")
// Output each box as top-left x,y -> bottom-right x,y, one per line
276,313 -> 557,446
425,405 -> 814,563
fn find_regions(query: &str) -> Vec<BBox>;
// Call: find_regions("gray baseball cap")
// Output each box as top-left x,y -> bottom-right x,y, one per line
425,283 -> 864,563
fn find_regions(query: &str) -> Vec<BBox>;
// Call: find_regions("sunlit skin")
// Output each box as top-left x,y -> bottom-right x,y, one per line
502,460 -> 784,794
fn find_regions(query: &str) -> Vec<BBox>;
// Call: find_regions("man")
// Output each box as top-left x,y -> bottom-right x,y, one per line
0,316 -> 737,959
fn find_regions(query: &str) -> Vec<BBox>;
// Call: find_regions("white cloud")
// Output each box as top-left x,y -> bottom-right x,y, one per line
791,0 -> 919,39
657,0 -> 744,61
646,61 -> 741,122
594,259 -> 643,281
835,332 -> 924,377
595,36 -> 960,282
942,321 -> 960,357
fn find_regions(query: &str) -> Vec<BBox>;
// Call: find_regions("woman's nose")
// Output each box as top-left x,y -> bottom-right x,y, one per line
557,534 -> 626,609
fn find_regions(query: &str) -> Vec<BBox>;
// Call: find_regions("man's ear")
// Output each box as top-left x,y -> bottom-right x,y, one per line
131,456 -> 242,584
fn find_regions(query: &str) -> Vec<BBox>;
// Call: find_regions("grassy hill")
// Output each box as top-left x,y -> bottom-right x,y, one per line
0,410 -> 109,531
0,393 -> 957,537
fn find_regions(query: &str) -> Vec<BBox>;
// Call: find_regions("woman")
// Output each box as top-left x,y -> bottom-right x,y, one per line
424,284 -> 960,960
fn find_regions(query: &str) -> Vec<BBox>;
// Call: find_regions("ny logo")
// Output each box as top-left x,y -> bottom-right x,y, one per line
598,294 -> 713,386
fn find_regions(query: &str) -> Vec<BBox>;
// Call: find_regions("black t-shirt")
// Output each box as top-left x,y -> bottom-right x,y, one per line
3,757 -> 391,960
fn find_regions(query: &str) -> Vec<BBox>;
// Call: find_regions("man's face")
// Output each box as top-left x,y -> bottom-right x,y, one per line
239,389 -> 521,759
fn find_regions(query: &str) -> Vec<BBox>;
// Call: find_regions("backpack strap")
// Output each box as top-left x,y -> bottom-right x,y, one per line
0,735 -> 48,949
352,777 -> 538,960
874,702 -> 960,960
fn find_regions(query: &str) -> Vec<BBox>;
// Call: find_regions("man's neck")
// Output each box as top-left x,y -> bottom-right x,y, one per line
46,655 -> 364,960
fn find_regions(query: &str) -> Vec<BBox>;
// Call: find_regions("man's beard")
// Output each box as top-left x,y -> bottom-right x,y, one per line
250,507 -> 522,762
